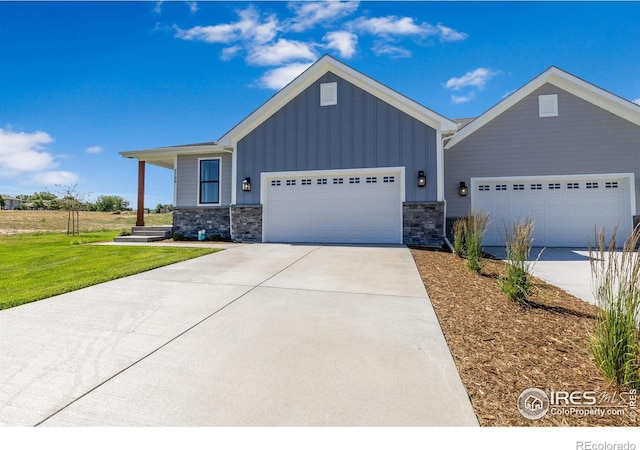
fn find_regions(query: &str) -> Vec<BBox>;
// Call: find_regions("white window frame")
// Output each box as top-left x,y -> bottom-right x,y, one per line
197,157 -> 222,206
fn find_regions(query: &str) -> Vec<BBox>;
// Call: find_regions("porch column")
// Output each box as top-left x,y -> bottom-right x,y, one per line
136,160 -> 146,226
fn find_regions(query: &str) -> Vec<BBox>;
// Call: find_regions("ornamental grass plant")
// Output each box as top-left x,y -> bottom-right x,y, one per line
589,225 -> 640,387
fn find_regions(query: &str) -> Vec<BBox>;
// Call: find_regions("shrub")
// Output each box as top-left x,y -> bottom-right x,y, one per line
589,225 -> 640,387
464,211 -> 489,274
452,218 -> 466,257
498,217 -> 539,306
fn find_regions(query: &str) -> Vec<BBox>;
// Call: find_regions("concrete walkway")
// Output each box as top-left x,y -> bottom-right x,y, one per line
0,244 -> 478,426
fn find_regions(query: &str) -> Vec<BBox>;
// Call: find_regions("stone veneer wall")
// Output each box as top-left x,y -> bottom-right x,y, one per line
230,205 -> 263,242
173,207 -> 230,240
402,202 -> 445,248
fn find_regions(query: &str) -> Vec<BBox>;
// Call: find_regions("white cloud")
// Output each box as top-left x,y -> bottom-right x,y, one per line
287,0 -> 359,32
247,39 -> 317,66
154,1 -> 163,14
353,16 -> 425,36
445,68 -> 497,91
451,93 -> 475,104
187,1 -> 198,14
85,145 -> 103,154
0,128 -> 55,176
174,6 -> 278,45
323,31 -> 357,59
436,24 -> 468,42
258,62 -> 313,90
352,16 -> 467,42
633,98 -> 640,106
220,45 -> 242,61
372,42 -> 411,58
29,171 -> 79,186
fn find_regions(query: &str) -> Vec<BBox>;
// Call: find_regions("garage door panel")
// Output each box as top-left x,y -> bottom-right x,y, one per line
473,175 -> 632,247
264,169 -> 402,244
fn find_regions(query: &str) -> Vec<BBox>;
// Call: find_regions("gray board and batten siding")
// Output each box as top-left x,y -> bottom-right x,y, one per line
235,71 -> 439,206
445,83 -> 640,217
176,152 -> 233,207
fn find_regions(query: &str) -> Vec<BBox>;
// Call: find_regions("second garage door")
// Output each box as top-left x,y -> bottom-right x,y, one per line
472,174 -> 634,247
263,168 -> 403,244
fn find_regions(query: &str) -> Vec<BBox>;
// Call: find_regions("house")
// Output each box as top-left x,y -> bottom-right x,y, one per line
1,195 -> 22,210
121,55 -> 457,246
120,56 -> 640,247
445,67 -> 640,247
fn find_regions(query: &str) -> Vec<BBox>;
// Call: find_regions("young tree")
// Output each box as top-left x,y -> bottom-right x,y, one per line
0,196 -> 5,209
56,183 -> 90,235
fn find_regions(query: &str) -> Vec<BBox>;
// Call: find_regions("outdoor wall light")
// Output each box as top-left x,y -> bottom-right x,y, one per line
458,181 -> 469,197
242,177 -> 251,192
417,171 -> 426,188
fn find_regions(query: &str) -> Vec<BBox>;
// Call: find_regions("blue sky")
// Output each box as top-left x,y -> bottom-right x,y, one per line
1,1 -> 639,207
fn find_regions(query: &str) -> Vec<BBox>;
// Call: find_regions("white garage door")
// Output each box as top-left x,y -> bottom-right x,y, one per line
263,168 -> 403,244
472,174 -> 634,247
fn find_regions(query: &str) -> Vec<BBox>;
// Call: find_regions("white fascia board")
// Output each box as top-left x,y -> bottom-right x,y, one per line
119,145 -> 232,169
218,55 -> 456,146
446,66 -> 640,149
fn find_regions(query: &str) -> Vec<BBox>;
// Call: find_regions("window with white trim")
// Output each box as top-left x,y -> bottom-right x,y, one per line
349,177 -> 360,184
586,182 -> 599,189
478,185 -> 490,191
301,179 -> 312,185
332,178 -> 344,184
495,184 -> 507,191
383,176 -> 395,183
366,176 -> 377,183
530,183 -> 542,190
286,179 -> 296,186
199,158 -> 220,204
317,178 -> 327,185
271,180 -> 281,187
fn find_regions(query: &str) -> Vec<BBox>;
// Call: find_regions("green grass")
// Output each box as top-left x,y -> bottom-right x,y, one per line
0,231 -> 220,310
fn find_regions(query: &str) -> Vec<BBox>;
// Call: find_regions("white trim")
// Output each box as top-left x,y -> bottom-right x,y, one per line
219,55 -> 456,146
436,130 -> 444,202
446,66 -> 640,149
231,145 -> 237,205
173,156 -> 178,207
196,157 -> 222,207
260,166 -> 404,244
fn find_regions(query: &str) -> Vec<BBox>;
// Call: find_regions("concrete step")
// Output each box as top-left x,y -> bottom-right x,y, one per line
131,231 -> 172,237
131,226 -> 173,233
113,235 -> 166,243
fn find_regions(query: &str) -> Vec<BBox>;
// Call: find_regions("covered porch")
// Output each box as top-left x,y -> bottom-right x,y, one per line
119,142 -> 232,227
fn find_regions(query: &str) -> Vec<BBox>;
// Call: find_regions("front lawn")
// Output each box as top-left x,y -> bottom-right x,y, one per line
0,231 -> 219,310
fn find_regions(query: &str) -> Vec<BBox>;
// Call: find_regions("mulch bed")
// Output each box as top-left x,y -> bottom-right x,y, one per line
410,248 -> 638,426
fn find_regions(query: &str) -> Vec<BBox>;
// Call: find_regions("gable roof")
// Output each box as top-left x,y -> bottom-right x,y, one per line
218,54 -> 457,146
445,66 -> 640,149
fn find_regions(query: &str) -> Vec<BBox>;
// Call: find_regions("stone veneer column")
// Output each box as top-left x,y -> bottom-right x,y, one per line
230,205 -> 263,242
402,202 -> 445,248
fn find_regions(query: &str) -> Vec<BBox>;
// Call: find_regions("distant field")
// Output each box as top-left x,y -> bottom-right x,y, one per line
0,211 -> 172,235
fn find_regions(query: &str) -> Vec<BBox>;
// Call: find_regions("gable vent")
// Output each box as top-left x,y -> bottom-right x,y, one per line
539,94 -> 558,117
320,82 -> 337,106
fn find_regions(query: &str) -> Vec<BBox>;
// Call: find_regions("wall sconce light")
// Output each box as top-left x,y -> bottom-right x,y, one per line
242,177 -> 251,192
417,171 -> 426,188
458,181 -> 469,196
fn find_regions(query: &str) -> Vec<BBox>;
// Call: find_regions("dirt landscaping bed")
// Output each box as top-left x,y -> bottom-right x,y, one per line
411,248 -> 638,427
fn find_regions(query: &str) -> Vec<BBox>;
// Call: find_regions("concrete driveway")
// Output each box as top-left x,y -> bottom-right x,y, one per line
0,244 -> 477,426
485,247 -> 596,305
